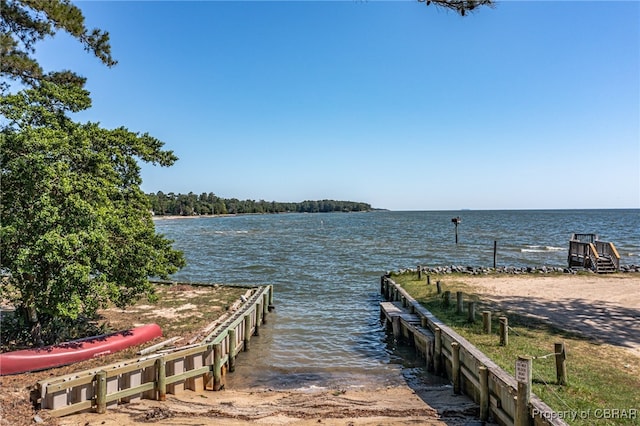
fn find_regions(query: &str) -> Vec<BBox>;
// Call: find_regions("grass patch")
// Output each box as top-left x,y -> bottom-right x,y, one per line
391,272 -> 640,426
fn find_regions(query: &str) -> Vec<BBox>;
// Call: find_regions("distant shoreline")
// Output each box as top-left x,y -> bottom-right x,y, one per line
151,211 -> 375,220
152,214 -> 237,220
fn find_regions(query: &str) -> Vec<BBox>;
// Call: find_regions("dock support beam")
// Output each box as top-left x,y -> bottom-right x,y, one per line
96,371 -> 107,414
155,358 -> 166,401
479,365 -> 489,421
228,329 -> 236,372
213,343 -> 223,391
434,327 -> 442,375
452,342 -> 461,394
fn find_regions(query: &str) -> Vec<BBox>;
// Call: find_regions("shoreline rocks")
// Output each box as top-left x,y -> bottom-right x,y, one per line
391,264 -> 640,276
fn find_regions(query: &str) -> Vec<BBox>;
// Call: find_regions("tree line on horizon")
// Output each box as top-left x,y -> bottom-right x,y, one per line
0,0 -> 491,348
147,192 -> 373,216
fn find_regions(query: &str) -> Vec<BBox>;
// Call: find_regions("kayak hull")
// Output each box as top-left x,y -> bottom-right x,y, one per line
0,323 -> 162,375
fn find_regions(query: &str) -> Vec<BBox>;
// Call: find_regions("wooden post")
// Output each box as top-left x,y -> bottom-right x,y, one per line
417,265 -> 422,280
468,301 -> 476,323
213,343 -> 222,391
95,370 -> 107,414
255,303 -> 261,336
451,342 -> 461,394
380,275 -> 386,294
434,327 -> 442,375
420,316 -> 428,328
228,329 -> 236,372
392,315 -> 401,339
493,240 -> 498,269
262,293 -> 269,324
436,281 -> 442,294
156,358 -> 166,401
424,338 -> 432,371
452,217 -> 461,244
499,316 -> 508,346
268,285 -> 274,310
443,290 -> 451,307
555,342 -> 568,385
456,291 -> 464,314
482,311 -> 492,334
515,356 -> 532,426
479,365 -> 489,421
427,275 -> 431,285
244,314 -> 251,351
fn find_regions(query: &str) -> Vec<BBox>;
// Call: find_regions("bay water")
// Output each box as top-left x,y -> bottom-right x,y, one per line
154,209 -> 639,390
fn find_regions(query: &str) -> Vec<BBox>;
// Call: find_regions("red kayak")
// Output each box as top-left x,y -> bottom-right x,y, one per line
0,323 -> 162,375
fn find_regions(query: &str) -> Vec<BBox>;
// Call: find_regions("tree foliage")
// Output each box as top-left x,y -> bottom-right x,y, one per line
147,192 -> 373,216
419,0 -> 493,16
0,0 -> 116,92
0,0 -> 184,346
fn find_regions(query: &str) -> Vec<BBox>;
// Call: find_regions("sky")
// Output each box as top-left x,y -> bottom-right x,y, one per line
35,1 -> 639,211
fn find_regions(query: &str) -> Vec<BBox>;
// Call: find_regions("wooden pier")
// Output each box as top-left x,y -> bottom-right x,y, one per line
380,301 -> 435,368
568,233 -> 620,273
380,275 -> 567,426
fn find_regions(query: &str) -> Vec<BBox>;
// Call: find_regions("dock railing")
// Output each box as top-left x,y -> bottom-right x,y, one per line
36,284 -> 273,418
595,241 -> 620,270
380,275 -> 566,426
568,233 -> 620,272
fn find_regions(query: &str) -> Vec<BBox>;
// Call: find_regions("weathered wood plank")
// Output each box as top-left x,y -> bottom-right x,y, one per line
383,277 -> 568,426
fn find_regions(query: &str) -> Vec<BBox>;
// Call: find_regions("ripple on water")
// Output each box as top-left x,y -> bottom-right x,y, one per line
156,210 -> 640,388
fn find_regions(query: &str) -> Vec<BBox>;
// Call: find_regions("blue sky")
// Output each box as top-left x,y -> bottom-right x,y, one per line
37,1 -> 639,210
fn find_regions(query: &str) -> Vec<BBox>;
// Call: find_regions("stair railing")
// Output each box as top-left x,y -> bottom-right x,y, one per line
586,243 -> 600,270
595,241 -> 620,271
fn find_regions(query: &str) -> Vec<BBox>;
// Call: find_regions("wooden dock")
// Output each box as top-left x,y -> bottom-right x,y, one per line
380,301 -> 435,368
568,233 -> 620,273
380,275 -> 567,426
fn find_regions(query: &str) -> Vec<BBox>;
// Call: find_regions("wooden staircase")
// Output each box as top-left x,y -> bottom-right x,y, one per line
594,256 -> 617,273
568,233 -> 620,273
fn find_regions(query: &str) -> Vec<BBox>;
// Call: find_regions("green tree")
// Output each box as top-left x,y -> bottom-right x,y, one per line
0,0 -> 116,92
0,0 -> 185,346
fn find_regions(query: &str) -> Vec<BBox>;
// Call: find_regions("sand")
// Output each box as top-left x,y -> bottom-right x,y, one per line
458,274 -> 640,356
57,386 -> 478,426
15,274 -> 640,425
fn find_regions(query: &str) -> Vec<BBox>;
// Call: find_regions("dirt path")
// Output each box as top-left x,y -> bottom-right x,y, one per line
457,274 -> 640,356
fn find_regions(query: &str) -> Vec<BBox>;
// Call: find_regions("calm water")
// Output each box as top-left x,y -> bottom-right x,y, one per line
155,209 -> 640,390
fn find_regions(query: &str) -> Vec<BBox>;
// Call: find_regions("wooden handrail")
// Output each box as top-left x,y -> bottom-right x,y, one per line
607,242 -> 620,271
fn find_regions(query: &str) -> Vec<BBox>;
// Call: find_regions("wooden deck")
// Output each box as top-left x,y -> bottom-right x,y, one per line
379,276 -> 568,426
568,233 -> 620,273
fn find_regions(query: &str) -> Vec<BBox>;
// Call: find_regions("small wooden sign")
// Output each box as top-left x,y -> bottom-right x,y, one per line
516,358 -> 530,383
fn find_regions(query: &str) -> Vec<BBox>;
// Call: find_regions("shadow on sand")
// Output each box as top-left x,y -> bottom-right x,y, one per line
479,295 -> 640,355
